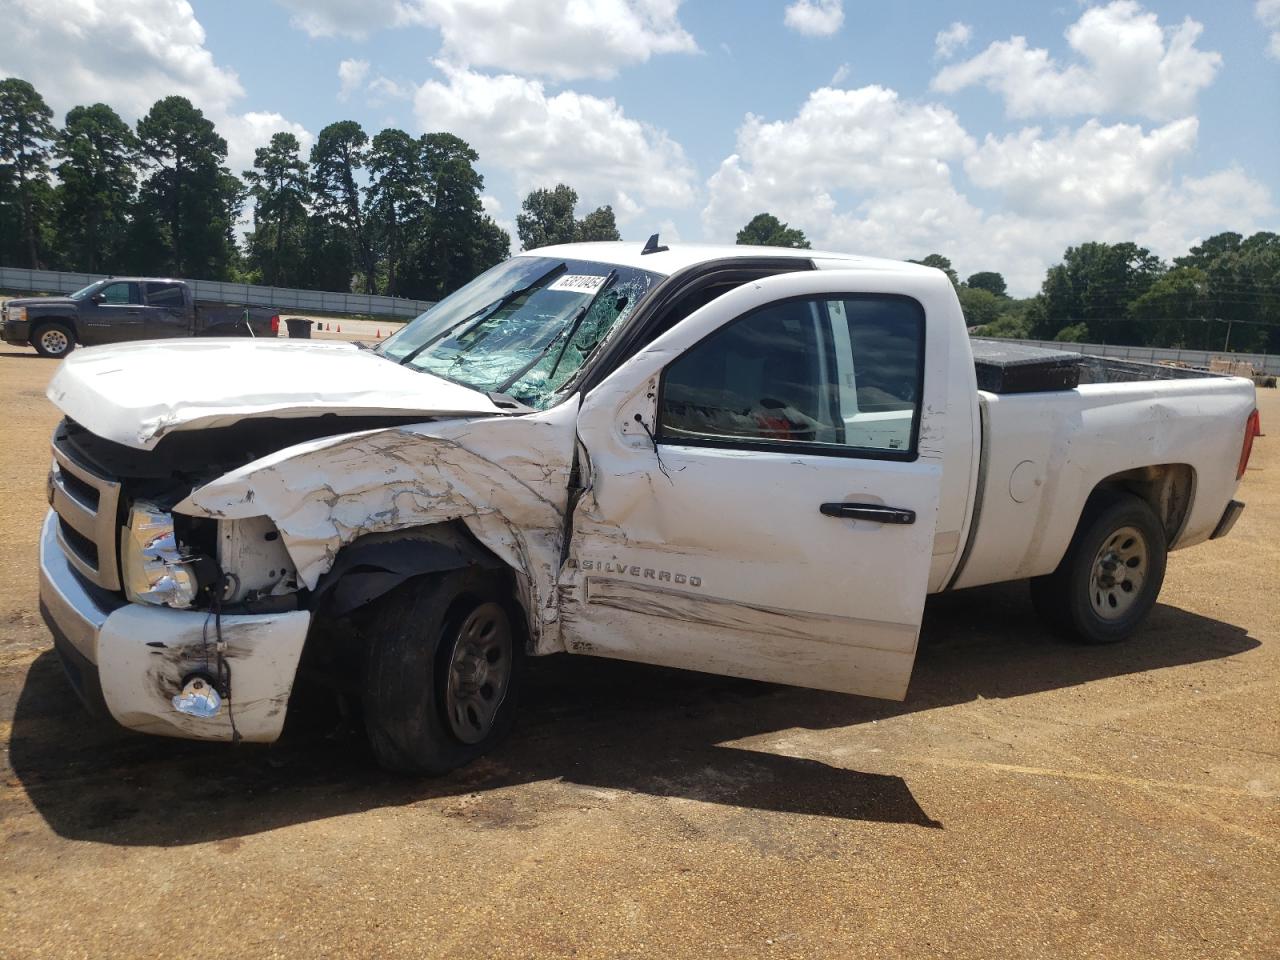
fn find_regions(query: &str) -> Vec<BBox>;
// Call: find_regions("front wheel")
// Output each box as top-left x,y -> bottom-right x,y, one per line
32,323 -> 76,359
1030,492 -> 1168,644
360,569 -> 523,775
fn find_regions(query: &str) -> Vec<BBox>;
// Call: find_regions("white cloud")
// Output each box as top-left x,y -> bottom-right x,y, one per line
0,0 -> 310,183
932,1 -> 1221,121
612,191 -> 644,223
934,22 -> 972,60
965,117 -> 1199,219
277,0 -> 406,37
1258,0 -> 1280,58
338,59 -> 412,106
275,0 -> 697,80
1137,168 -> 1276,257
337,58 -> 370,101
971,165 -> 1276,296
702,85 -> 974,241
654,219 -> 682,243
414,62 -> 697,219
369,76 -> 412,102
958,117 -> 1246,291
1,0 -> 243,118
830,63 -> 851,85
702,83 -> 1273,296
784,0 -> 844,37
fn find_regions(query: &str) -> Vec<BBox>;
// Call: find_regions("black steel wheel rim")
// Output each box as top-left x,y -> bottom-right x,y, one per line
444,601 -> 513,745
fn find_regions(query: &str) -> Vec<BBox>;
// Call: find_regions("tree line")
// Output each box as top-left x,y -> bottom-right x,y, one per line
735,212 -> 1280,354
0,77 -> 620,301
4,69 -> 1276,346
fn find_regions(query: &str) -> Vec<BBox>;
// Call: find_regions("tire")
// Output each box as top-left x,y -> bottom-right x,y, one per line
31,323 -> 76,359
1030,491 -> 1167,644
360,568 -> 524,775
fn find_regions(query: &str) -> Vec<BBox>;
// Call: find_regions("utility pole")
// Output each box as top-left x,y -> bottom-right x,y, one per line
1223,316 -> 1233,352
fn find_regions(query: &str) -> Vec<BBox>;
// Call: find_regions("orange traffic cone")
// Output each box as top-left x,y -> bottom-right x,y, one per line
337,324 -> 342,333
376,329 -> 381,338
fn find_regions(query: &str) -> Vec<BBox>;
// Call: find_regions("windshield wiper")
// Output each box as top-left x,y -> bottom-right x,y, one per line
398,262 -> 568,367
496,270 -> 618,394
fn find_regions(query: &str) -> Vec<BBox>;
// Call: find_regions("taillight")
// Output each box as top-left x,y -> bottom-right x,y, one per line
270,314 -> 280,335
1237,408 -> 1261,480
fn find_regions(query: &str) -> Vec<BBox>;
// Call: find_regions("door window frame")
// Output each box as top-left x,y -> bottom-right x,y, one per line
144,282 -> 186,309
655,292 -> 927,463
574,258 -> 817,398
96,281 -> 142,306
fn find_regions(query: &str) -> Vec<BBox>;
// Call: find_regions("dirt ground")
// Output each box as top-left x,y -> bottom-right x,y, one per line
0,347 -> 1276,960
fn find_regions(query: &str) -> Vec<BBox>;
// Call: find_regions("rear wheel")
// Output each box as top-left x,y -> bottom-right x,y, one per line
1030,492 -> 1167,644
360,569 -> 523,775
32,323 -> 75,359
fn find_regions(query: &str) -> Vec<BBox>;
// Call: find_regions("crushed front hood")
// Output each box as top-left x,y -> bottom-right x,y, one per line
47,338 -> 504,449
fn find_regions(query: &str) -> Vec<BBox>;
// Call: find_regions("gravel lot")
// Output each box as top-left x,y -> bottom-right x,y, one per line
0,346 -> 1276,960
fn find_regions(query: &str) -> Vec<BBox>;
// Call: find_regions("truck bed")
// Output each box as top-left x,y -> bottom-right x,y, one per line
195,301 -> 277,338
947,370 -> 1254,593
970,338 -> 1222,393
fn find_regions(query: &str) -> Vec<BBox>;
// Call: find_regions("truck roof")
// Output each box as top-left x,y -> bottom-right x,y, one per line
96,277 -> 186,283
522,241 -> 943,280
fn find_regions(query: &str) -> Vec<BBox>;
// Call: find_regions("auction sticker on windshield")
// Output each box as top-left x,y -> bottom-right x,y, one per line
549,274 -> 609,294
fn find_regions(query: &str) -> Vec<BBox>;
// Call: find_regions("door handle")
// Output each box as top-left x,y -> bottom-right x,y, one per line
820,502 -> 916,524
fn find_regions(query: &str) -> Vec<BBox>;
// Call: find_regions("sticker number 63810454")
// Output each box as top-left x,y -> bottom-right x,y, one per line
548,274 -> 608,294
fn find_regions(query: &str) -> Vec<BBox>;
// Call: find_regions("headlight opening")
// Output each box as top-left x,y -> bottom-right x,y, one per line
122,502 -> 218,608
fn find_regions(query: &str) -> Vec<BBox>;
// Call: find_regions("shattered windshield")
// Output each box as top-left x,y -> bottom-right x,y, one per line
377,256 -> 662,409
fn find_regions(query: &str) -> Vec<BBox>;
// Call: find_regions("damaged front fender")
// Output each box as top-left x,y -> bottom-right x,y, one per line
175,401 -> 579,650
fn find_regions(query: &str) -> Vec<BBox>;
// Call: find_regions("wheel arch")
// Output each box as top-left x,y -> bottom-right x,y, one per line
1089,462 -> 1195,546
31,314 -> 77,329
31,317 -> 76,342
309,521 -> 517,620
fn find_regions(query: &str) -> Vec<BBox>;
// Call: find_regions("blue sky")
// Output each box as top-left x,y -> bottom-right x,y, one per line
3,1 -> 1278,293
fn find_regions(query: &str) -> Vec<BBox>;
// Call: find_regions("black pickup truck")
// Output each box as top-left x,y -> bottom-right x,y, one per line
2,278 -> 279,358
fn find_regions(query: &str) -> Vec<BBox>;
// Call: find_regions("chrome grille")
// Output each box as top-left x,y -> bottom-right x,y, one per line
50,436 -> 122,590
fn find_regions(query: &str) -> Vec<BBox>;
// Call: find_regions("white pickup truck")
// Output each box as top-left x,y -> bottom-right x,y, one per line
39,241 -> 1261,773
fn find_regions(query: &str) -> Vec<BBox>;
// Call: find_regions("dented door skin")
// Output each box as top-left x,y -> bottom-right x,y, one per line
561,271 -> 949,700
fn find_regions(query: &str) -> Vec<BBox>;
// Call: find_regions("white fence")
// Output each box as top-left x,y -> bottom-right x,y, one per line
0,266 -> 435,320
998,337 -> 1280,377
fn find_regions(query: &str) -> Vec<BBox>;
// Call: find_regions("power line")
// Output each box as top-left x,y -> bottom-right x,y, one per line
1077,316 -> 1280,328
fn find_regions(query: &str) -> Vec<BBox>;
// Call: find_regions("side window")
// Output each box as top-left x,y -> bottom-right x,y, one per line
98,282 -> 141,305
145,282 -> 185,308
658,295 -> 924,458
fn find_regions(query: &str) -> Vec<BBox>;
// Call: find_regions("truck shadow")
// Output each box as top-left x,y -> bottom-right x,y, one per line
6,582 -> 1258,846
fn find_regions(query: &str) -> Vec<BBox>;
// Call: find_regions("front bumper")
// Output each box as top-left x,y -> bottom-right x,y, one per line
3,317 -> 31,346
38,510 -> 311,742
39,507 -> 122,717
